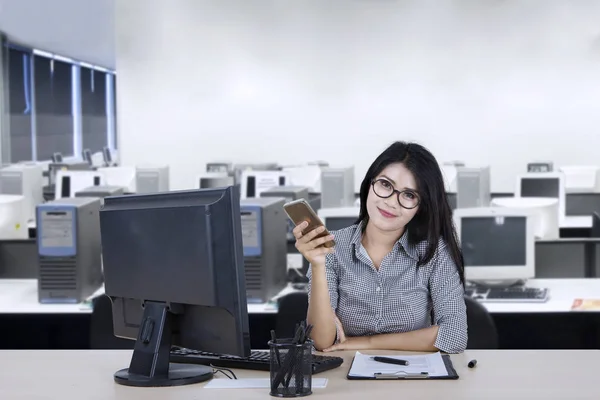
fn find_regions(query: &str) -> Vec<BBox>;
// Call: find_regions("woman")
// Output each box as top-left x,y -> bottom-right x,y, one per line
293,141 -> 467,353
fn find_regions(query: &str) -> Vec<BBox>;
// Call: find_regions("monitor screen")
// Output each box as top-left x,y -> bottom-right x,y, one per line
461,216 -> 527,267
325,217 -> 356,231
520,178 -> 559,198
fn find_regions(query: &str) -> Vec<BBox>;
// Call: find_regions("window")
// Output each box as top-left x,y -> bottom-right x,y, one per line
81,66 -> 107,153
33,54 -> 74,160
2,40 -> 117,163
7,46 -> 34,162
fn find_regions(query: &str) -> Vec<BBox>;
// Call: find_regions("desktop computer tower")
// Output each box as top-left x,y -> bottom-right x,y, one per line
36,197 -> 103,303
0,163 -> 43,222
240,197 -> 287,303
321,166 -> 355,208
135,165 -> 170,193
456,166 -> 491,209
260,186 -> 310,241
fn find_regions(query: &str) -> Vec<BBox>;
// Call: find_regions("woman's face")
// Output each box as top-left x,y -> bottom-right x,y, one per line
366,162 -> 420,233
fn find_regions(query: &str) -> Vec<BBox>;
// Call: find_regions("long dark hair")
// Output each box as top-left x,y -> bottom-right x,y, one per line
356,141 -> 465,285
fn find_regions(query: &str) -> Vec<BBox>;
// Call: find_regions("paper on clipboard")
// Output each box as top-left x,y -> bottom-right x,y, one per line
348,351 -> 449,378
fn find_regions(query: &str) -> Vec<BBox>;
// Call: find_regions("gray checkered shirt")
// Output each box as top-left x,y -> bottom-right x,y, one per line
307,222 -> 468,353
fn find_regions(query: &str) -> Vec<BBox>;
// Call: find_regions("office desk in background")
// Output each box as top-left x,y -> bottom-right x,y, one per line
2,279 -> 600,350
1,349 -> 598,399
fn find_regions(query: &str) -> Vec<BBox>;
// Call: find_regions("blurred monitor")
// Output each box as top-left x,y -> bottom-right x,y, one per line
55,170 -> 104,199
558,165 -> 600,193
527,162 -> 553,173
82,149 -> 93,166
318,207 -> 360,231
515,172 -> 565,222
52,152 -> 63,163
491,197 -> 559,240
453,207 -> 535,285
240,170 -> 288,199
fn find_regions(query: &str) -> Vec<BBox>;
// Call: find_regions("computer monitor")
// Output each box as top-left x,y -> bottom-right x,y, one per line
318,207 -> 360,231
55,170 -> 105,199
99,185 -> 250,387
0,163 -> 44,222
52,152 -> 63,163
558,165 -> 600,193
97,166 -> 135,193
0,195 -> 28,240
453,207 -> 536,284
320,166 -> 355,208
527,162 -> 553,173
102,147 -> 113,165
515,172 -> 565,222
82,149 -> 93,166
240,170 -> 288,199
456,166 -> 491,209
491,197 -> 559,240
591,212 -> 600,238
199,173 -> 234,189
135,165 -> 170,193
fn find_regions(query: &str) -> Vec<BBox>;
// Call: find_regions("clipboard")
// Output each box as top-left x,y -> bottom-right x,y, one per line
346,354 -> 459,380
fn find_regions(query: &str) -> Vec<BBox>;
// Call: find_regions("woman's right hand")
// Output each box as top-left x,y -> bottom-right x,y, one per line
293,222 -> 335,267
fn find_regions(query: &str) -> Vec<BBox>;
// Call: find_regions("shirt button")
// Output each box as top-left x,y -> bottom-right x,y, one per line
376,286 -> 381,292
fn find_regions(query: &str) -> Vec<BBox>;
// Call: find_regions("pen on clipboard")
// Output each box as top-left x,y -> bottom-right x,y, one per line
371,356 -> 410,366
374,372 -> 429,379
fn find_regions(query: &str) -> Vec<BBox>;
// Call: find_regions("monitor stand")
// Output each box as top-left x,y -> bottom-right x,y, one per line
113,301 -> 213,387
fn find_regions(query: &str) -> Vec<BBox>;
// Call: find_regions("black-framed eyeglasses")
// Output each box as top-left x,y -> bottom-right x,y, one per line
371,178 -> 421,209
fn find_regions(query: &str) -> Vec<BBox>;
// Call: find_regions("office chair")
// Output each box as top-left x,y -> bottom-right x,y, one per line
89,294 -> 134,349
275,292 -> 309,338
465,296 -> 499,349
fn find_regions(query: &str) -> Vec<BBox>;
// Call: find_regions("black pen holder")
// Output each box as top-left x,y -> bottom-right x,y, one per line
268,339 -> 313,397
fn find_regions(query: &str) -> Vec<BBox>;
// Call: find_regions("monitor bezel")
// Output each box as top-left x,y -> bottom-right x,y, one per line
318,207 -> 360,229
515,172 -> 565,223
453,206 -> 536,282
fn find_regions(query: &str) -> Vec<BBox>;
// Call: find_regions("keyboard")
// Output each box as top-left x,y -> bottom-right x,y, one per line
170,347 -> 344,374
466,286 -> 549,303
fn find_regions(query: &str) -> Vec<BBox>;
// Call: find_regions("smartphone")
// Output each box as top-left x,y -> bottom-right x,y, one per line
283,199 -> 335,248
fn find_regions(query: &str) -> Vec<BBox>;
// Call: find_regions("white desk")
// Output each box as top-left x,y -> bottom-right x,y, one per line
0,279 -> 295,315
562,215 -> 593,229
481,278 -> 600,314
0,279 -> 94,314
2,279 -> 599,315
1,349 -> 598,399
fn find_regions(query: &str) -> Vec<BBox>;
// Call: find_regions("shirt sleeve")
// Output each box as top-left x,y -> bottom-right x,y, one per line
429,240 -> 468,354
306,252 -> 339,311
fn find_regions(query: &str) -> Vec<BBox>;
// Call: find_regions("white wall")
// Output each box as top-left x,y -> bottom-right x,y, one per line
115,0 -> 600,192
0,0 -> 115,68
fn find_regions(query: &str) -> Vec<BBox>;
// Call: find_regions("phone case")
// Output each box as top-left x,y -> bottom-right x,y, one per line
283,199 -> 335,248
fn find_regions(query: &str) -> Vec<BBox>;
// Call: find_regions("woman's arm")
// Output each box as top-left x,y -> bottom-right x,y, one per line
306,259 -> 338,350
322,326 -> 439,352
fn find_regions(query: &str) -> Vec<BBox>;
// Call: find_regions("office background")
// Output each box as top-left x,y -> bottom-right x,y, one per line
116,0 -> 600,192
0,0 -> 599,351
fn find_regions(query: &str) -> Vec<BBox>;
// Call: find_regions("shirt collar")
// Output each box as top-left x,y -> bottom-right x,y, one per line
351,220 -> 419,261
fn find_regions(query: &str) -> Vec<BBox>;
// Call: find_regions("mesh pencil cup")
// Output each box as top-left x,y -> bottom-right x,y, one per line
268,339 -> 313,397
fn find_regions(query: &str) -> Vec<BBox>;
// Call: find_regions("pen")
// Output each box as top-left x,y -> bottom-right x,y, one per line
372,356 -> 410,366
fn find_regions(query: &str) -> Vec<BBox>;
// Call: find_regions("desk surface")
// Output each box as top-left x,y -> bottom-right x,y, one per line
0,279 -> 290,315
1,349 -> 598,399
562,215 -> 593,229
0,279 -> 95,314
